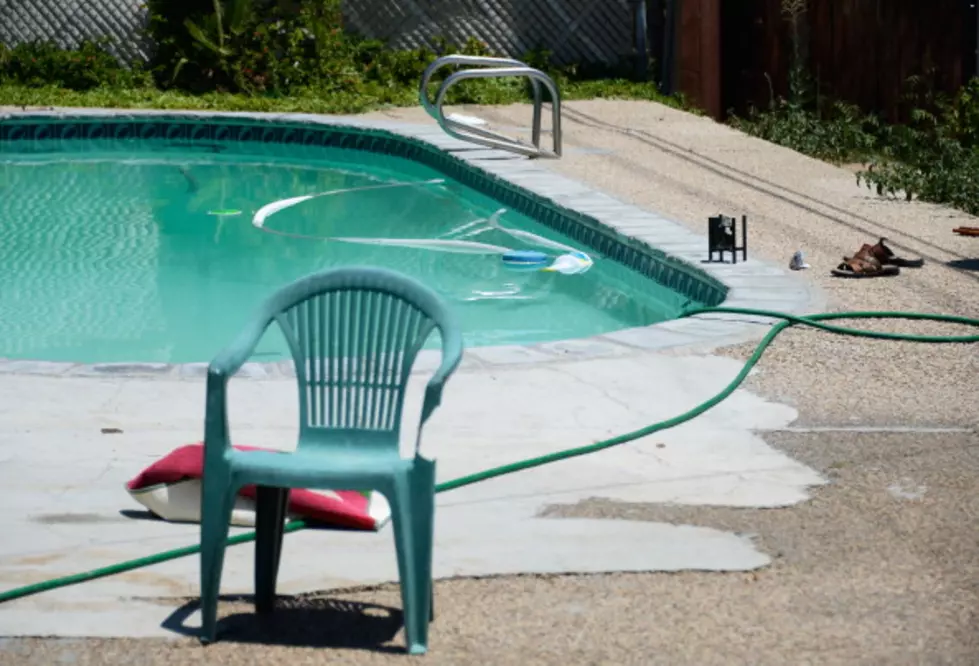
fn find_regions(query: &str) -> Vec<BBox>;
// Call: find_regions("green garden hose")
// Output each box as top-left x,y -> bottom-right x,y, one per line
1,306 -> 977,605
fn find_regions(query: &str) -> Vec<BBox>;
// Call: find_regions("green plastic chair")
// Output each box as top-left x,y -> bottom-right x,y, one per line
198,266 -> 463,654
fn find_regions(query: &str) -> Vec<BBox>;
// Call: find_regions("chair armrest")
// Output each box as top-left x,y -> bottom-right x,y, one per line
207,318 -> 270,380
204,318 -> 270,462
418,333 -> 464,433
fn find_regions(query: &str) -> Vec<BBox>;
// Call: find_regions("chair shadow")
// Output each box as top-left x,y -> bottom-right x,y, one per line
118,510 -> 366,533
947,258 -> 979,272
118,509 -> 161,521
162,594 -> 405,652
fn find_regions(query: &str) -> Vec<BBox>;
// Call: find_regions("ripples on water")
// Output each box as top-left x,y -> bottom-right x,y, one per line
0,147 -> 683,363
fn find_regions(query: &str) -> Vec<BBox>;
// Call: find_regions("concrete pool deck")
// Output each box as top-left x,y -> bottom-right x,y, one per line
1,101 -> 977,662
0,354 -> 825,637
0,107 -> 827,638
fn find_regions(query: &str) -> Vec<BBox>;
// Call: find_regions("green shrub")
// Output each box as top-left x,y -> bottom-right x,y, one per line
0,1 -> 682,121
144,0 -> 504,97
735,81 -> 979,216
857,79 -> 979,216
0,39 -> 148,90
146,0 -> 341,93
142,0 -> 660,103
730,6 -> 979,220
0,0 -> 673,110
934,77 -> 979,150
730,98 -> 880,164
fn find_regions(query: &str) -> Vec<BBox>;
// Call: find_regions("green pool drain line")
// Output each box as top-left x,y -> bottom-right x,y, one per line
2,306 -> 978,606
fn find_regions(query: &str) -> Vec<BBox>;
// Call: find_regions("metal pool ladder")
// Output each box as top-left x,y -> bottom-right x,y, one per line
419,55 -> 562,159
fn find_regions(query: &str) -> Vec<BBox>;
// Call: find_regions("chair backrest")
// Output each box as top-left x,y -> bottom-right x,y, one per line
260,267 -> 458,438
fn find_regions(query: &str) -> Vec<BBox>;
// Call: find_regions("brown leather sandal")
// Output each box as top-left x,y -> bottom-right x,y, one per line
831,252 -> 901,278
868,237 -> 924,267
953,227 -> 979,237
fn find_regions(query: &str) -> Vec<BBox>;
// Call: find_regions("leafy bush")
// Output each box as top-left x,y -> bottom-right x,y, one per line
728,0 -> 979,215
730,97 -> 879,164
728,6 -> 881,167
147,0 -> 349,93
1,0 -> 675,111
0,39 -> 149,90
145,0 -> 535,100
857,80 -> 979,215
142,0 -> 666,103
0,0 -> 681,124
734,77 -> 979,216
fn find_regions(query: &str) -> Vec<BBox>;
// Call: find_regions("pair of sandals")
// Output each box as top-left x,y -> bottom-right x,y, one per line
831,238 -> 925,278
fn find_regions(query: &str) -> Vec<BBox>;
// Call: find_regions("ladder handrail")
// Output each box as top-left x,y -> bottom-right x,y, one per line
418,55 -> 561,159
419,54 -> 543,148
419,55 -> 541,117
435,67 -> 562,158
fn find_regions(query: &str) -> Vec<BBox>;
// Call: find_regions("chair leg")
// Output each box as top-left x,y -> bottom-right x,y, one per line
390,459 -> 437,655
254,486 -> 290,614
199,472 -> 237,644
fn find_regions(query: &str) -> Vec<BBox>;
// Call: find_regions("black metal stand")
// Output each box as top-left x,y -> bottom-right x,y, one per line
707,214 -> 748,264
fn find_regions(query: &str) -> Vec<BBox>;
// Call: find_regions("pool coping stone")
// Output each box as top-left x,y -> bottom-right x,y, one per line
0,109 -> 823,378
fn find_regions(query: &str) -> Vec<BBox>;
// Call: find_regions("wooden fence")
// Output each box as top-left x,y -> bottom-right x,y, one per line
680,0 -> 975,120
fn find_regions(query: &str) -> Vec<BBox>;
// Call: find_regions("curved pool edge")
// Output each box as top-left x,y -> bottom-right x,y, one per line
0,108 -> 823,379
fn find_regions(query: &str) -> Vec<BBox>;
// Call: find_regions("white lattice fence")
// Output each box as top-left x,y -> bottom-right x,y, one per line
0,0 -> 634,67
341,0 -> 636,65
0,0 -> 150,63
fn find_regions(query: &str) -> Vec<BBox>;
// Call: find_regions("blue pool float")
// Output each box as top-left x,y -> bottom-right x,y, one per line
501,250 -> 550,270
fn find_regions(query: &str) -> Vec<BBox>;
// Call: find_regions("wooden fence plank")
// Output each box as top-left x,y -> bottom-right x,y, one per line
717,0 -> 970,120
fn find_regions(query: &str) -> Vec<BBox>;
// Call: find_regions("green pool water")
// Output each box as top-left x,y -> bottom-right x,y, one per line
0,137 -> 692,364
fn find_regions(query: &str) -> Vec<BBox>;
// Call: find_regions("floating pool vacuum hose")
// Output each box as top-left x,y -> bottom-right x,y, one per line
253,188 -> 595,276
1,306 -> 977,605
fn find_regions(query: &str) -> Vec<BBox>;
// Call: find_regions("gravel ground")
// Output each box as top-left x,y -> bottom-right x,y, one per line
3,101 -> 979,664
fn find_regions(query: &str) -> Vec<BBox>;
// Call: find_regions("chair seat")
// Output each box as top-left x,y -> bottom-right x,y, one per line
226,446 -> 418,493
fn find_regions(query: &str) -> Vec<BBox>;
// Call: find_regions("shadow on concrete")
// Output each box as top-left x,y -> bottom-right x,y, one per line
947,258 -> 979,272
118,509 -> 161,521
161,595 -> 405,652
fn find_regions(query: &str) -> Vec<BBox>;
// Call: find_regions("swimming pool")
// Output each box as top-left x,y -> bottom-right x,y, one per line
0,116 -> 724,365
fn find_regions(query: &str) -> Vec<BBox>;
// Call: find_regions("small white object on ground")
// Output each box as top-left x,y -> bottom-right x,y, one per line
789,250 -> 811,271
